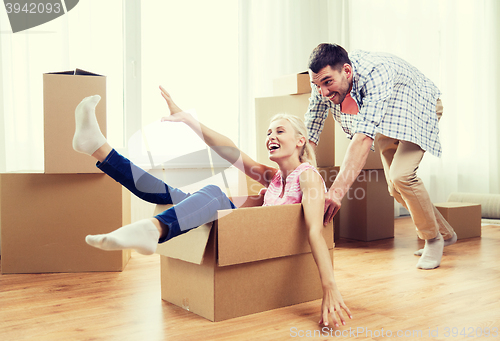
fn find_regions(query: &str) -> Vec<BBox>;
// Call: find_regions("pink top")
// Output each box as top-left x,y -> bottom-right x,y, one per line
263,163 -> 326,206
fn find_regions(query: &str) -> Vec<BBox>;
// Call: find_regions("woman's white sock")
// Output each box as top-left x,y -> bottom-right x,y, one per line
73,95 -> 106,155
85,219 -> 160,255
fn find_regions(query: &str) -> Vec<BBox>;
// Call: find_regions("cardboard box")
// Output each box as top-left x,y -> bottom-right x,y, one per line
338,170 -> 394,241
255,94 -> 335,168
0,173 -> 131,274
273,71 -> 311,96
43,69 -> 106,174
155,198 -> 334,322
435,202 -> 481,239
335,124 -> 384,169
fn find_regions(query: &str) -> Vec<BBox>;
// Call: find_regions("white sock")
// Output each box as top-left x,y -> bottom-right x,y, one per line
416,233 -> 444,270
414,232 -> 457,256
85,219 -> 160,255
73,95 -> 106,156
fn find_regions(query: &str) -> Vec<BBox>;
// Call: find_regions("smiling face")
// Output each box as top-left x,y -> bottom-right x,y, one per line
309,64 -> 353,105
266,118 -> 305,163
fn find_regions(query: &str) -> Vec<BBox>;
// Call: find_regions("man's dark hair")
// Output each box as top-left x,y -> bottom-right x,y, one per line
308,43 -> 351,73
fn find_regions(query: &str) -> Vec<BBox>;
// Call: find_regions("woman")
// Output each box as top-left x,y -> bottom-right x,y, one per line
73,86 -> 352,327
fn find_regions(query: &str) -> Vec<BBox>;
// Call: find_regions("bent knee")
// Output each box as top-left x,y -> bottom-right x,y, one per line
201,184 -> 224,196
388,171 -> 417,189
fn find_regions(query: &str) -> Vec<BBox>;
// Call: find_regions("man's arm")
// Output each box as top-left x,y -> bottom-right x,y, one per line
323,133 -> 373,224
305,86 -> 330,145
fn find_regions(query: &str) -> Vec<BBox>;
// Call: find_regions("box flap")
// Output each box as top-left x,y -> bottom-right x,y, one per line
46,70 -> 75,75
154,204 -> 213,265
155,223 -> 212,265
44,69 -> 104,77
217,204 -> 334,267
75,68 -> 104,77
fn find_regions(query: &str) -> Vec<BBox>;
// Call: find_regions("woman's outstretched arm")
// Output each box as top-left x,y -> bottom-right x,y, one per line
299,169 -> 352,327
159,86 -> 276,187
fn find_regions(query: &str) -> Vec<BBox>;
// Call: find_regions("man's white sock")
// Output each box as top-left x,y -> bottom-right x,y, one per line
73,95 -> 106,156
414,232 -> 457,256
416,233 -> 444,270
85,219 -> 160,255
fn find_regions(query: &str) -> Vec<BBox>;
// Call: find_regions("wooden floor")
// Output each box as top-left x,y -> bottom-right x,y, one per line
1,217 -> 499,341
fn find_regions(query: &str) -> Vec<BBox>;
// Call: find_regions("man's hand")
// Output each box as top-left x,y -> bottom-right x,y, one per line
323,187 -> 343,225
319,283 -> 352,327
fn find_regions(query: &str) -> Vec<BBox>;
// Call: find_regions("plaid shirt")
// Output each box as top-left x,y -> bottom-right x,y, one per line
305,50 -> 443,157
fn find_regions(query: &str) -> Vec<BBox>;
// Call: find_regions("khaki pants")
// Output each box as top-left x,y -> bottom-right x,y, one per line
376,99 -> 455,240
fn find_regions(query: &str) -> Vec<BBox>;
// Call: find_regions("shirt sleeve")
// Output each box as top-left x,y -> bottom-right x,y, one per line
353,64 -> 393,139
305,86 -> 330,144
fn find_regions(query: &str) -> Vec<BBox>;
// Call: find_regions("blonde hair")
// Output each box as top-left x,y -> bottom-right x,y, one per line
269,114 -> 317,168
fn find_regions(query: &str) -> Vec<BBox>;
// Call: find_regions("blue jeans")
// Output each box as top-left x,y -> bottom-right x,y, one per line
97,149 -> 236,243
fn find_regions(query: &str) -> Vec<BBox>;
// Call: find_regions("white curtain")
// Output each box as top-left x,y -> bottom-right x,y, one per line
348,0 -> 499,201
0,0 -> 123,172
238,0 -> 348,157
239,0 -> 499,202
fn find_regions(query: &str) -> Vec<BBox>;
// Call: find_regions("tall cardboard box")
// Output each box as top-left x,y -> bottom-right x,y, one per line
435,202 -> 481,240
0,173 -> 131,274
155,199 -> 334,322
335,125 -> 384,169
255,94 -> 335,168
43,69 -> 106,174
317,166 -> 341,241
338,169 -> 394,241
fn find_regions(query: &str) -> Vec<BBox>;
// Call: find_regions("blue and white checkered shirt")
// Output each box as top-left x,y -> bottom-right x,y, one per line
305,50 -> 443,157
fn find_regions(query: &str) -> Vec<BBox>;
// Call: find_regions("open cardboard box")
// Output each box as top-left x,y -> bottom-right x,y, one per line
155,195 -> 334,322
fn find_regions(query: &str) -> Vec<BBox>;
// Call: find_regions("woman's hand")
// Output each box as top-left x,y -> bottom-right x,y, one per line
319,283 -> 352,327
159,86 -> 191,123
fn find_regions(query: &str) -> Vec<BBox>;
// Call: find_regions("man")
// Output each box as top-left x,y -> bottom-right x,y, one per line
305,43 -> 456,270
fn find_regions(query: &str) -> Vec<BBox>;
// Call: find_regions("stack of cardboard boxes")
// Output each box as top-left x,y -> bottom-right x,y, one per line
0,70 -> 131,274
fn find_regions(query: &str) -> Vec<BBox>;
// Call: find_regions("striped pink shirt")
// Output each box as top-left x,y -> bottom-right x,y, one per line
263,163 -> 326,206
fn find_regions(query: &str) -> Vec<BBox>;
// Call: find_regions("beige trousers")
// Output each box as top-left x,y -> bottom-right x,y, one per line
376,99 -> 455,240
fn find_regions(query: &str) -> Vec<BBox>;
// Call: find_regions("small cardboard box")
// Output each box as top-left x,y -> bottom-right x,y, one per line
0,173 -> 131,274
255,94 -> 335,168
338,169 -> 394,241
43,69 -> 106,174
155,197 -> 334,322
273,71 -> 312,96
435,202 -> 481,239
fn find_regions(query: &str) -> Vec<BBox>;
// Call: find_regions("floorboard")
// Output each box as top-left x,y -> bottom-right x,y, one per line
1,217 -> 499,340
